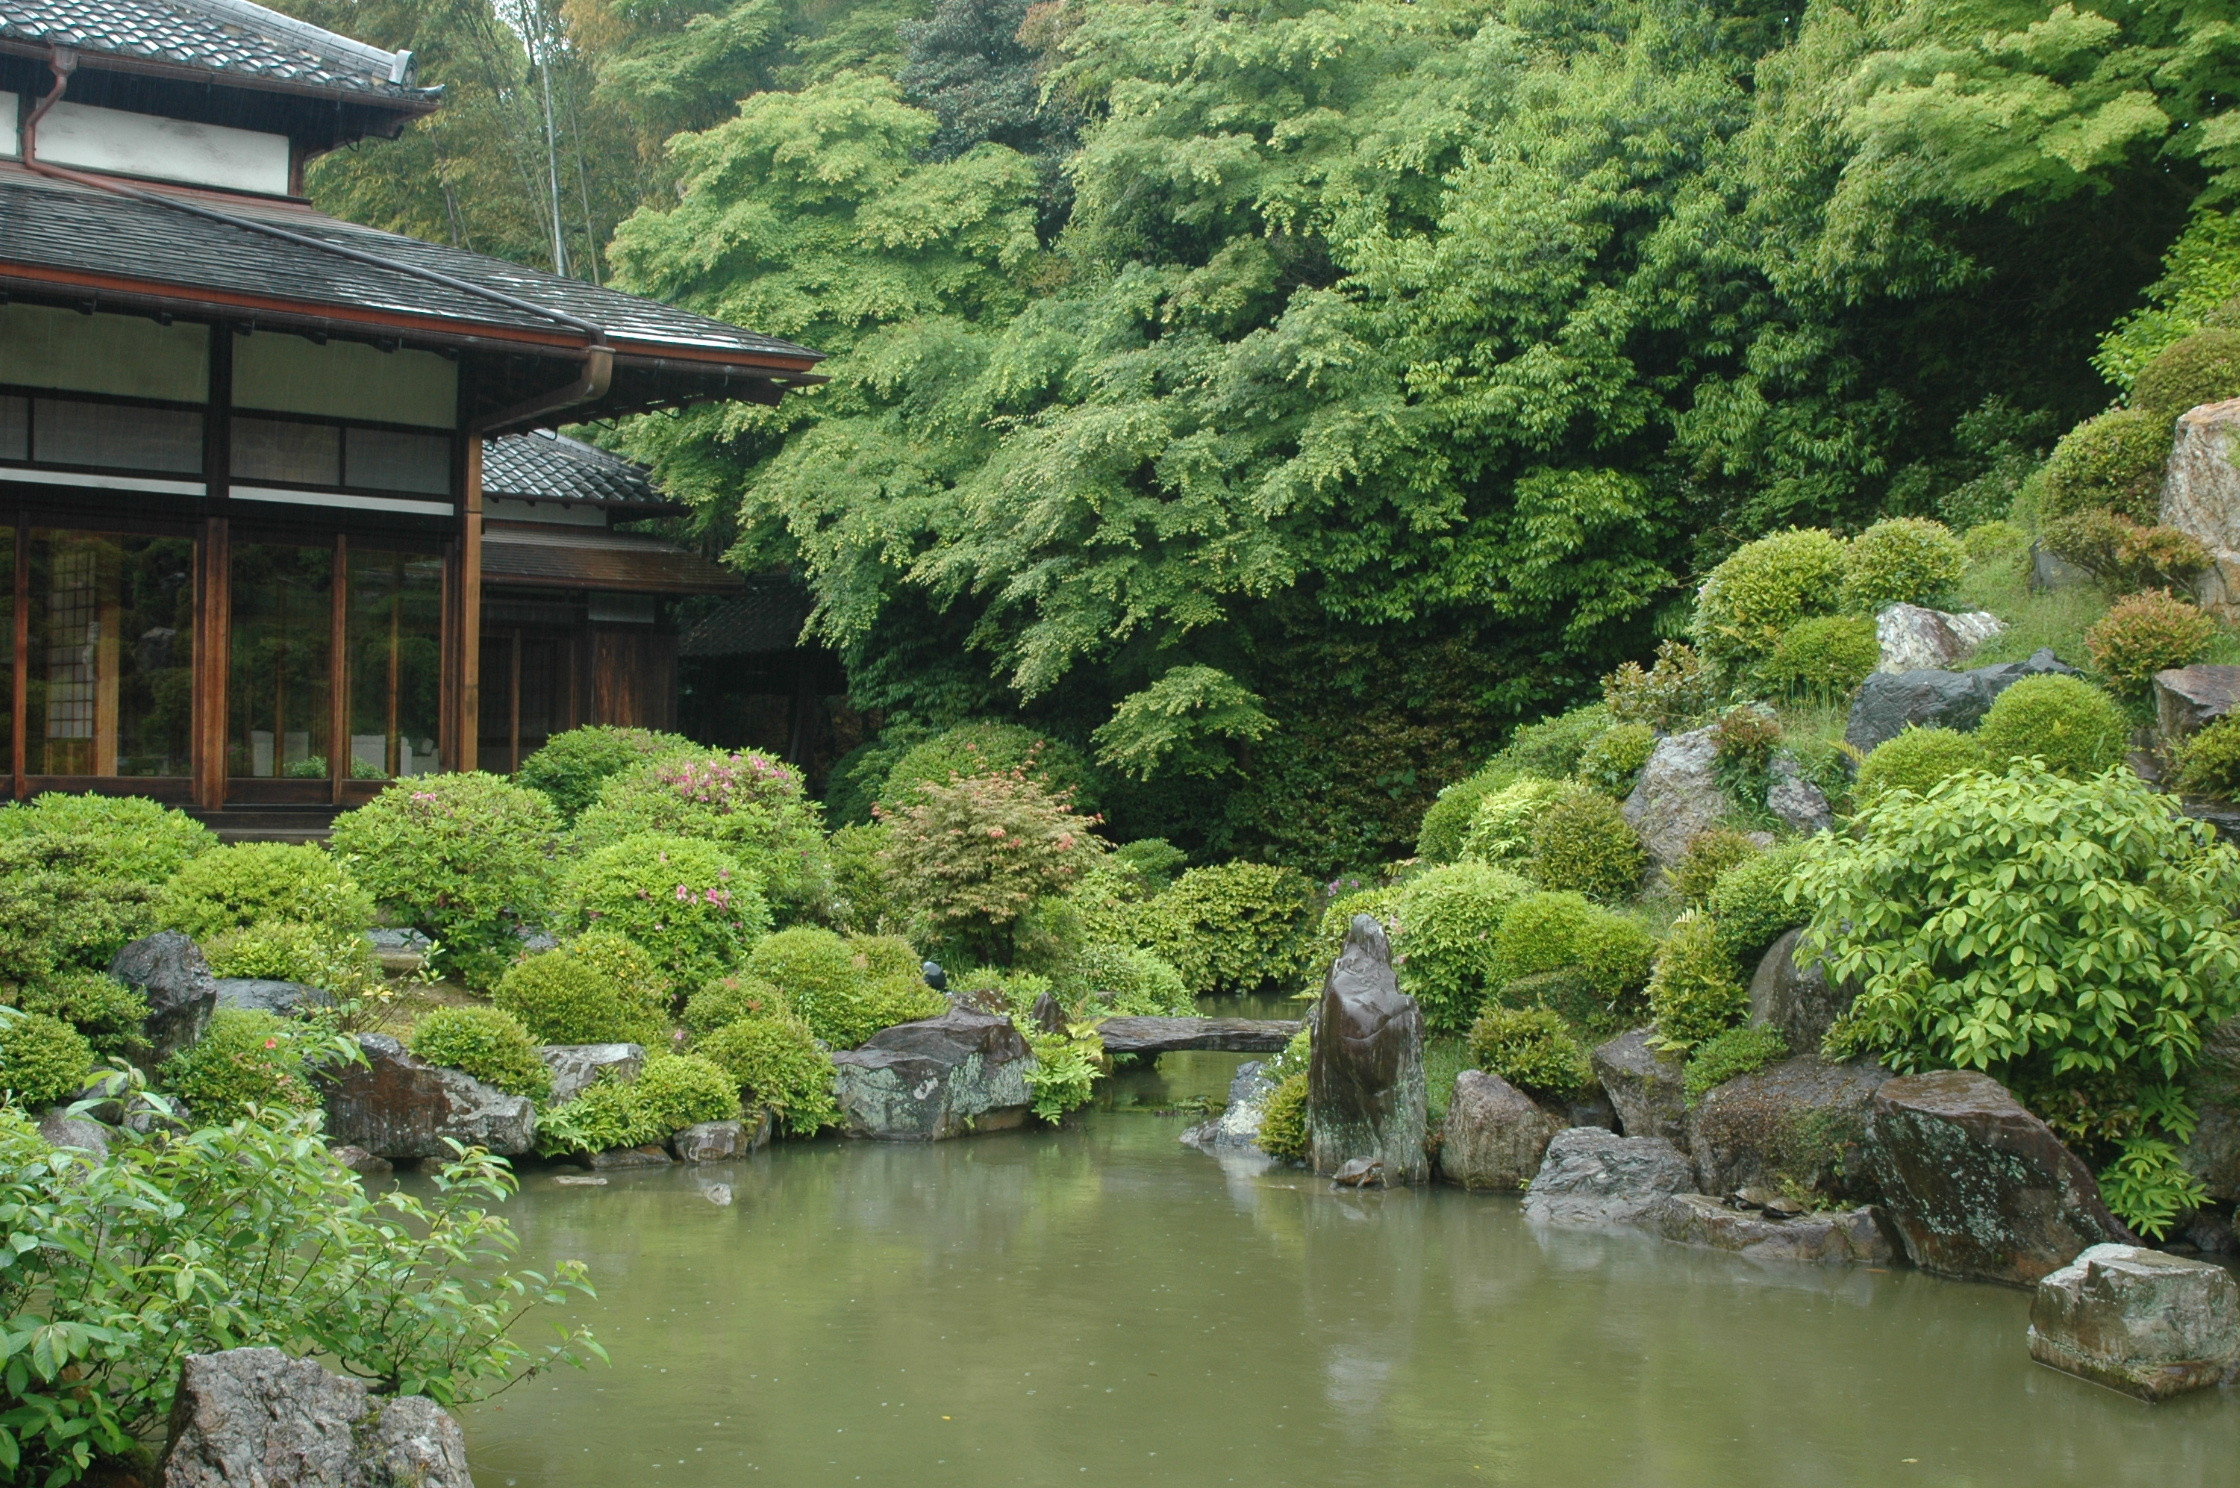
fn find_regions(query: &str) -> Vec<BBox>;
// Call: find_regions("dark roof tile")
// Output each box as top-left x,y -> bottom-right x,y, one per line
0,0 -> 429,100
482,431 -> 662,508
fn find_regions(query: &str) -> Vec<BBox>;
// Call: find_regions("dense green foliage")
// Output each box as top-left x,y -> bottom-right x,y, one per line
203,919 -> 384,1000
682,973 -> 790,1037
0,1011 -> 94,1110
157,1009 -> 337,1123
1256,1072 -> 1310,1161
1389,862 -> 1532,1033
409,1006 -> 553,1099
1487,892 -> 1656,1021
632,1053 -> 743,1132
1137,862 -> 1316,996
557,834 -> 771,987
1063,941 -> 1195,1017
744,926 -> 945,1049
573,749 -> 833,924
1525,790 -> 1644,903
158,843 -> 374,941
494,942 -> 670,1046
1706,841 -> 1810,969
2085,589 -> 2217,699
519,726 -> 696,821
1460,777 -> 1574,866
1760,616 -> 1881,701
0,794 -> 214,885
1577,723 -> 1655,798
1972,676 -> 2130,778
2175,714 -> 2240,798
877,764 -> 1102,963
1854,727 -> 1987,807
696,1012 -> 838,1133
1671,829 -> 1759,910
17,973 -> 148,1060
1466,1004 -> 1591,1098
1839,519 -> 1963,616
875,724 -> 1099,815
1646,915 -> 1749,1051
1683,1024 -> 1788,1103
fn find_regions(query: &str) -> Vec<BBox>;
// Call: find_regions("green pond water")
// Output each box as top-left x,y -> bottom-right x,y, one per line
458,1046 -> 2240,1488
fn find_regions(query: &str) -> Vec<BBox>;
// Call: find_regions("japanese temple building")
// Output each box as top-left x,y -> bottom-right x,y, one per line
0,0 -> 820,829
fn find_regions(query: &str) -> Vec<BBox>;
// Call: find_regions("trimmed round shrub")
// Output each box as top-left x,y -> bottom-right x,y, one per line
877,723 -> 1100,815
1961,520 -> 2028,564
1692,528 -> 1849,673
2037,409 -> 2168,525
877,766 -> 1104,966
1256,1072 -> 1309,1160
1840,517 -> 1965,615
1683,1024 -> 1789,1103
1671,829 -> 1760,909
1490,966 -> 1625,1040
828,820 -> 902,933
1706,842 -> 1810,970
2130,328 -> 2240,418
1488,892 -> 1657,1014
572,749 -> 832,925
556,834 -> 770,989
1416,762 -> 1518,864
158,1008 -> 322,1121
1501,704 -> 1616,778
1578,723 -> 1655,797
328,773 -> 562,989
407,1006 -> 551,1100
203,919 -> 382,999
0,1011 -> 93,1108
630,1052 -> 741,1133
1646,915 -> 1749,1050
1854,726 -> 1988,808
2041,509 -> 2213,592
2086,588 -> 2218,699
1525,790 -> 1645,903
159,843 -> 373,940
1390,862 -> 1535,1033
1760,615 -> 1880,699
517,725 -> 695,821
1066,941 -> 1194,1017
18,971 -> 148,1058
1461,776 -> 1574,864
1974,675 -> 2130,778
493,945 -> 668,1046
561,929 -> 672,1015
682,974 -> 790,1037
744,926 -> 943,1050
2175,714 -> 2240,798
0,792 -> 215,884
696,1014 -> 837,1135
1467,1005 -> 1592,1098
1138,862 -> 1317,996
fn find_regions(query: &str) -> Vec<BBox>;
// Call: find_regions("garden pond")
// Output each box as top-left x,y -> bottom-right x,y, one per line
455,1041 -> 2240,1488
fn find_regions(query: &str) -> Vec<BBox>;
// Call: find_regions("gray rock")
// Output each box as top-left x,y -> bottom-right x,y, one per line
1685,1054 -> 1890,1200
1866,1069 -> 2131,1285
586,1143 -> 673,1169
2177,1017 -> 2240,1201
1591,1028 -> 1687,1143
672,1119 -> 747,1163
1652,1194 -> 1897,1265
110,931 -> 216,1064
1307,915 -> 1429,1184
1746,929 -> 1856,1054
1875,603 -> 2006,674
1968,647 -> 2084,696
1181,1060 -> 1277,1152
365,927 -> 431,976
2154,663 -> 2240,741
1029,989 -> 1069,1036
1622,726 -> 1725,870
214,978 -> 334,1017
327,1145 -> 391,1178
1522,1127 -> 1694,1228
320,1035 -> 535,1161
700,1181 -> 733,1206
1844,649 -> 2082,756
159,1346 -> 473,1488
1764,755 -> 1832,836
2028,1243 -> 2240,1400
830,1006 -> 1035,1140
2161,396 -> 2240,622
1437,1070 -> 1563,1191
539,1043 -> 646,1105
2032,539 -> 2093,592
36,1106 -> 108,1159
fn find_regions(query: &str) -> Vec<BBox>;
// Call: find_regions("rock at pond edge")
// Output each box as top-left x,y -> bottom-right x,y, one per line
1592,1028 -> 1687,1145
321,1034 -> 535,1161
1307,915 -> 1429,1184
160,1347 -> 472,1488
831,1005 -> 1035,1140
2028,1243 -> 2240,1401
1523,1127 -> 1693,1229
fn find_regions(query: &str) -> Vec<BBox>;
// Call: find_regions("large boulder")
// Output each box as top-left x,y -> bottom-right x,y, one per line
1522,1127 -> 1693,1229
1182,1059 -> 1277,1152
673,1117 -> 765,1163
539,1043 -> 646,1105
1745,929 -> 1857,1056
2028,1244 -> 2240,1401
1591,1028 -> 1686,1144
1437,1070 -> 1564,1191
215,979 -> 334,1017
2177,1016 -> 2240,1201
1623,727 -> 1724,869
1686,1054 -> 1890,1199
2162,396 -> 2240,622
1307,915 -> 1429,1184
1875,603 -> 2006,674
160,1347 -> 473,1488
1763,756 -> 1833,837
1844,649 -> 2081,756
830,1006 -> 1035,1140
37,1106 -> 108,1160
110,931 -> 216,1064
1865,1069 -> 2131,1285
321,1035 -> 535,1161
2153,663 -> 2240,741
1652,1194 -> 1897,1265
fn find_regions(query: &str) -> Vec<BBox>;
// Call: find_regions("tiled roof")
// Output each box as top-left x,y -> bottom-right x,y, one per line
483,431 -> 664,508
0,0 -> 430,101
0,166 -> 821,364
678,581 -> 813,656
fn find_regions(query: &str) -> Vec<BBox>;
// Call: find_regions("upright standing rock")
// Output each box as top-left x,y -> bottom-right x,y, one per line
2028,1244 -> 2240,1400
1307,915 -> 1428,1184
2162,396 -> 2240,621
110,931 -> 216,1064
1591,1028 -> 1687,1143
1437,1070 -> 1563,1190
1745,930 -> 1855,1054
160,1347 -> 474,1487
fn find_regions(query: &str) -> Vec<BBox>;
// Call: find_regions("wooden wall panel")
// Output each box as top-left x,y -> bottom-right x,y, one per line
590,630 -> 677,731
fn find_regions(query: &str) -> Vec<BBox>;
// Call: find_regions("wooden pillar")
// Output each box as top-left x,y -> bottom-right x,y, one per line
450,439 -> 483,772
194,518 -> 230,807
330,534 -> 350,803
12,518 -> 27,800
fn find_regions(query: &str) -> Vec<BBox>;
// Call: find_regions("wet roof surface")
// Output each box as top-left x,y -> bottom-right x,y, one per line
0,0 -> 427,100
483,431 -> 662,508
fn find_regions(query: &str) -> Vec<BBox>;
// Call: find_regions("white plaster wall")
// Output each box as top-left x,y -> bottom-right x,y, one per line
1,93 -> 19,159
36,101 -> 290,195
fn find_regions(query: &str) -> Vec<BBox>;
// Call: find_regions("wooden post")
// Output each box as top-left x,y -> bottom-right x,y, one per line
195,518 -> 230,806
330,534 -> 350,803
454,438 -> 482,772
12,518 -> 27,799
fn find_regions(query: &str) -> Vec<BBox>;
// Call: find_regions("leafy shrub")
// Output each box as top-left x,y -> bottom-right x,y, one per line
1961,520 -> 2028,563
1760,615 -> 1880,699
556,833 -> 770,989
17,971 -> 147,1058
534,1077 -> 655,1155
1460,776 -> 1575,864
1257,1072 -> 1309,1160
631,1052 -> 741,1132
1692,527 -> 1849,674
1854,727 -> 1987,807
159,843 -> 374,940
1065,941 -> 1194,1016
2099,1137 -> 2210,1241
0,792 -> 214,883
0,835 -> 160,994
1491,966 -> 1624,1039
1646,915 -> 1749,1050
517,725 -> 694,820
1671,829 -> 1760,909
1711,702 -> 1783,781
493,945 -> 667,1046
1488,892 -> 1657,1016
877,765 -> 1103,965
203,919 -> 382,999
1706,841 -> 1810,969
2174,713 -> 2240,797
2086,588 -> 2218,699
1578,723 -> 1656,796
1683,1024 -> 1788,1103
877,722 -> 1100,815
1416,761 -> 1519,864
1526,790 -> 1645,903
0,1010 -> 94,1108
1467,1005 -> 1593,1098
1023,1029 -> 1104,1123
682,973 -> 790,1037
744,926 -> 943,1050
828,820 -> 902,932
329,774 -> 562,989
1504,704 -> 1616,778
1603,639 -> 1715,731
1973,675 -> 2129,778
407,1006 -> 551,1100
0,1111 -> 596,1485
1390,862 -> 1534,1032
2041,508 -> 2211,590
1841,517 -> 1965,614
2037,408 -> 2170,525
696,1014 -> 837,1134
1138,861 -> 1317,996
572,749 -> 833,925
562,929 -> 673,1013
158,1008 -> 331,1121
2130,327 -> 2240,417
1110,838 -> 1188,893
